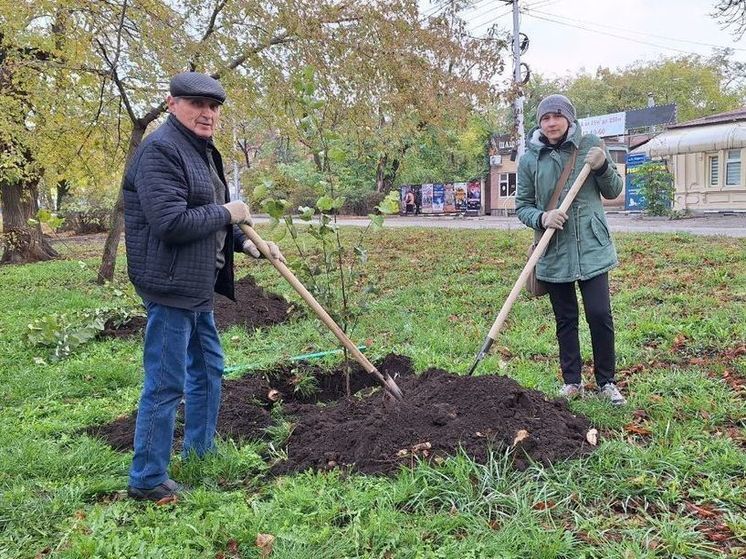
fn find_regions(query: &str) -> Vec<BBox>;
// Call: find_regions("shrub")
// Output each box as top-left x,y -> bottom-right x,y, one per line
340,190 -> 386,216
58,199 -> 113,234
636,161 -> 675,217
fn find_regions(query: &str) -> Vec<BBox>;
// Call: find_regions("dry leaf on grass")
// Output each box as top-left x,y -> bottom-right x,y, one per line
256,534 -> 275,558
586,428 -> 598,446
624,424 -> 652,436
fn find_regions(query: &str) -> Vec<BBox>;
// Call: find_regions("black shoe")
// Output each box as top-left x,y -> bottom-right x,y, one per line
127,479 -> 182,502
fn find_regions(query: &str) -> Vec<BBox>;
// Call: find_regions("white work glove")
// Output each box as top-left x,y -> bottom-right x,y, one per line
243,239 -> 286,263
541,209 -> 568,230
223,200 -> 253,225
584,146 -> 606,171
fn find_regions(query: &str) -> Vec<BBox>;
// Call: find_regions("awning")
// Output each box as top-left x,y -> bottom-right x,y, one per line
632,121 -> 746,157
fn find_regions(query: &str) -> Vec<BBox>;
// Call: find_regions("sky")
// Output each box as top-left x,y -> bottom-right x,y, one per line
421,0 -> 746,79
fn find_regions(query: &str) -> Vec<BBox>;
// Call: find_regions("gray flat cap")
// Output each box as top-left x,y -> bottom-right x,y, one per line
169,72 -> 226,104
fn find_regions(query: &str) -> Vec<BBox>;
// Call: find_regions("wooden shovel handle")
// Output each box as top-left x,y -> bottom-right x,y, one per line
486,163 -> 592,341
239,224 -> 402,399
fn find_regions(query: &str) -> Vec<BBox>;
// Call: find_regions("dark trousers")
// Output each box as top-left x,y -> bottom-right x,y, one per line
544,272 -> 615,387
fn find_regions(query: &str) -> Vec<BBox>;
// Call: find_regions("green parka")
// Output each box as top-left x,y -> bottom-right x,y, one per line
515,122 -> 624,283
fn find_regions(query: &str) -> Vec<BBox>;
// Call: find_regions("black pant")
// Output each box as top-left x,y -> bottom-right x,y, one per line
544,272 -> 615,387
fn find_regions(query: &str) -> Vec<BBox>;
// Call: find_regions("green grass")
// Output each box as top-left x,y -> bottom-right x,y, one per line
0,227 -> 744,558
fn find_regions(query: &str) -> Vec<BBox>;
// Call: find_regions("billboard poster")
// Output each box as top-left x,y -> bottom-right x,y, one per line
432,183 -> 445,213
625,153 -> 649,211
421,183 -> 434,213
444,183 -> 456,212
578,111 -> 626,137
467,180 -> 481,211
453,182 -> 468,211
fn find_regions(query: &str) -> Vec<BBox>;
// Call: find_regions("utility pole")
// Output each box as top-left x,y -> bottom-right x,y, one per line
511,0 -> 526,161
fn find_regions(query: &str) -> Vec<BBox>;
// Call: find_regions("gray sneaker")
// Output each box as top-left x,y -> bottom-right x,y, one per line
598,383 -> 627,405
559,383 -> 585,399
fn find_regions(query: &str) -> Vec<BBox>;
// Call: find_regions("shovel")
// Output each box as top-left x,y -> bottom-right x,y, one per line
467,163 -> 592,376
239,224 -> 404,400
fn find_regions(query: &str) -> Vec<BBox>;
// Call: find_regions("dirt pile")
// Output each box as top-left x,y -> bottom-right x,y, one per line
99,275 -> 292,339
87,354 -> 596,474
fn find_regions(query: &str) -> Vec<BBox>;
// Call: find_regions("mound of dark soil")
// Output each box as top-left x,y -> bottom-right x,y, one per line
84,375 -> 273,452
99,275 -> 292,339
213,274 -> 292,331
277,367 -> 593,475
85,354 -> 595,475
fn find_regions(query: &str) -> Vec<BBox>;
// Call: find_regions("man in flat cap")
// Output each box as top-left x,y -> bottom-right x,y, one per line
123,71 -> 284,501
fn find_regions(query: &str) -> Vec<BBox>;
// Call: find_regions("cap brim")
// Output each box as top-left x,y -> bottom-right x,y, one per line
175,95 -> 224,105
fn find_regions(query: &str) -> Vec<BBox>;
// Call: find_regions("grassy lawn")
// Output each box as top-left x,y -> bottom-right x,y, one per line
0,227 -> 744,558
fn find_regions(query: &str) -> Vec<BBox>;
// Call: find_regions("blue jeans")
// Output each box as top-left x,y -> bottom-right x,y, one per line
128,302 -> 224,489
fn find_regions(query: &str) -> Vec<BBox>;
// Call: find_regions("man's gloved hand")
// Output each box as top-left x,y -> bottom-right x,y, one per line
541,209 -> 568,230
223,200 -> 253,225
243,239 -> 286,263
584,146 -> 606,171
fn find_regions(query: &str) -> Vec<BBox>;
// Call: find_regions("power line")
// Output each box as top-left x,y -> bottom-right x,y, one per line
527,7 -> 746,52
419,0 -> 451,21
522,11 -> 719,57
467,4 -> 514,32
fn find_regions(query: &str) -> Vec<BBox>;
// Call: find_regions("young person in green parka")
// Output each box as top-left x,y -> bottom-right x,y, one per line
515,94 -> 627,405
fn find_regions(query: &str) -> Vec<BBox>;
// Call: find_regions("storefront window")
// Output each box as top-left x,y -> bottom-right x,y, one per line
725,149 -> 741,186
499,173 -> 516,197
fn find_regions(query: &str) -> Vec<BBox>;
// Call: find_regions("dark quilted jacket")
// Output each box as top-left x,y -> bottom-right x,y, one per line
123,115 -> 246,306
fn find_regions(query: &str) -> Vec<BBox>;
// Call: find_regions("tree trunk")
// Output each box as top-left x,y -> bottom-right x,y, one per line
1,178 -> 58,265
56,179 -> 71,210
96,123 -> 147,283
375,153 -> 388,192
375,154 -> 401,193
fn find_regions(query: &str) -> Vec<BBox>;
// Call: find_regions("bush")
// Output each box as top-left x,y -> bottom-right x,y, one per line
636,161 -> 675,217
58,199 -> 112,234
340,190 -> 386,216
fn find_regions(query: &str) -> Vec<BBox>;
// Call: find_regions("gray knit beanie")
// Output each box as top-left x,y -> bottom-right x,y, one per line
537,94 -> 576,123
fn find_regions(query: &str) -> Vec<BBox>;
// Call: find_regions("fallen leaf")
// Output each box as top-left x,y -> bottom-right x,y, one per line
155,495 -> 178,506
532,500 -> 556,510
512,429 -> 529,446
586,428 -> 598,446
624,424 -> 652,436
412,441 -> 432,452
256,534 -> 275,558
672,334 -> 688,350
686,502 -> 718,519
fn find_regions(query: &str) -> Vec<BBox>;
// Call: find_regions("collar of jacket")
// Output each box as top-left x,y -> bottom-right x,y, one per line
166,114 -> 217,157
528,122 -> 581,154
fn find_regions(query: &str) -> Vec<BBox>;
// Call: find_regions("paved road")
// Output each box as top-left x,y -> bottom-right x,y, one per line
254,213 -> 746,237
